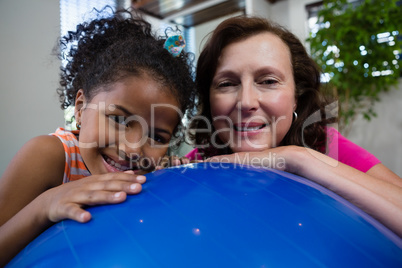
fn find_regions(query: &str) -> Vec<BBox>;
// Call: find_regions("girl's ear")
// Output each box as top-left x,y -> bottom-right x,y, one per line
74,89 -> 86,125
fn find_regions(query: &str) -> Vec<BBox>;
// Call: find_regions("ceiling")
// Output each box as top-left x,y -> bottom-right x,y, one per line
131,0 -> 283,28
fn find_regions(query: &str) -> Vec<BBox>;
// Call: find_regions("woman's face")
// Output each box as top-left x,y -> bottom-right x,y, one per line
209,32 -> 296,152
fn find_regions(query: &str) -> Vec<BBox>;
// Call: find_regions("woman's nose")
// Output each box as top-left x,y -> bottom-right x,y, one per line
236,82 -> 260,112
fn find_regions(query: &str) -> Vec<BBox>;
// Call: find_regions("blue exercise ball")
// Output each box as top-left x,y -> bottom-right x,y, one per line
7,163 -> 402,267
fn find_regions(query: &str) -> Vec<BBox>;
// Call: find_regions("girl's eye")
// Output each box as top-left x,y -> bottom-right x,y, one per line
148,131 -> 169,144
109,115 -> 128,127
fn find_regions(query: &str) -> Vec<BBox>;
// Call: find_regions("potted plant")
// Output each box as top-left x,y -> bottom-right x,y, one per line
308,0 -> 401,133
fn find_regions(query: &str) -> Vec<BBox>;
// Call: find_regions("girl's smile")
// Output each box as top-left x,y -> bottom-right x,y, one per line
75,73 -> 180,175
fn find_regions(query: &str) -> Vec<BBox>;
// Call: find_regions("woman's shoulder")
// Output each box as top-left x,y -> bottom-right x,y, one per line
326,127 -> 380,172
185,148 -> 199,161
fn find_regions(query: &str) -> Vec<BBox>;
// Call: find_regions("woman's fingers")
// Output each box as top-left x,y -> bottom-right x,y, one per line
156,155 -> 191,169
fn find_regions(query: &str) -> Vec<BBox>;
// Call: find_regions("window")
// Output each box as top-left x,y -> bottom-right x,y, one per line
59,0 -> 196,130
60,0 -> 118,129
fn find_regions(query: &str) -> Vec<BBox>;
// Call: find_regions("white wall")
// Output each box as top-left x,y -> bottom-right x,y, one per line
0,0 -> 64,176
346,82 -> 402,177
194,12 -> 244,59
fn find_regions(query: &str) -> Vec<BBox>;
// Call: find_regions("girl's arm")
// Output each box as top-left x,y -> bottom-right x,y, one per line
0,135 -> 65,226
207,146 -> 402,238
0,135 -> 145,266
0,135 -> 65,265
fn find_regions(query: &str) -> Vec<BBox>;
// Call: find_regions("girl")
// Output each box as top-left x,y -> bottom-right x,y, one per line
0,10 -> 196,265
187,16 -> 402,237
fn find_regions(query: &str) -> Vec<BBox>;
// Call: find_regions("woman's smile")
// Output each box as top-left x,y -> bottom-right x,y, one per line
210,32 -> 296,152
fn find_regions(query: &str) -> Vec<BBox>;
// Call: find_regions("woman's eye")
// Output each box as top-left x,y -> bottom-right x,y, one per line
218,81 -> 235,88
261,79 -> 278,85
109,115 -> 128,127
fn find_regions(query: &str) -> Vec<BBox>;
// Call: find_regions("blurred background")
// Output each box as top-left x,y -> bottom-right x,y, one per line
1,0 -> 401,176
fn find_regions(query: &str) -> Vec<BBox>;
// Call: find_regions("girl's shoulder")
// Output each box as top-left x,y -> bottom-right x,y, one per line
5,133 -> 66,187
0,133 -> 66,217
18,134 -> 65,158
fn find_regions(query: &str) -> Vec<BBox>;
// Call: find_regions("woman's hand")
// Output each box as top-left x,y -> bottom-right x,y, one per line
41,171 -> 146,223
205,146 -> 402,237
155,155 -> 192,170
205,146 -> 296,172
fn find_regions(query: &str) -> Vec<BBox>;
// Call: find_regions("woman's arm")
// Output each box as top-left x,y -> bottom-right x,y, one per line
207,146 -> 402,237
0,136 -> 146,266
366,163 -> 402,187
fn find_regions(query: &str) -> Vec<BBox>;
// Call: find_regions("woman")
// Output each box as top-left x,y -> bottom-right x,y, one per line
187,16 -> 402,237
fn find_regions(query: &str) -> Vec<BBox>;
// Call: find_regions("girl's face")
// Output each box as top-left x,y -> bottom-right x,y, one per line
209,32 -> 296,152
75,73 -> 180,175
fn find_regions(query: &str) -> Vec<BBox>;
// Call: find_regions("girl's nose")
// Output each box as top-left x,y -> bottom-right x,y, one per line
118,128 -> 146,160
236,82 -> 260,112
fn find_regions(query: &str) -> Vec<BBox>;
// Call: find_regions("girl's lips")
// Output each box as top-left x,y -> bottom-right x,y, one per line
102,155 -> 139,173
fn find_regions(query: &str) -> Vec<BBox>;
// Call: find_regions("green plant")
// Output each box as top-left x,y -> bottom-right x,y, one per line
307,0 -> 401,131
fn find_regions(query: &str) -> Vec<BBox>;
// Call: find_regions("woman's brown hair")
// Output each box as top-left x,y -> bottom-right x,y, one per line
189,15 -> 336,157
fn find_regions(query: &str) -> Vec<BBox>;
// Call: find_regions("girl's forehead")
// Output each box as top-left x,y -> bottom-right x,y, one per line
91,76 -> 178,106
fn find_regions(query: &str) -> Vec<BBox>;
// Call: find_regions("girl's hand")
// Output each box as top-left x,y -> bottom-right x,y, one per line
42,171 -> 146,223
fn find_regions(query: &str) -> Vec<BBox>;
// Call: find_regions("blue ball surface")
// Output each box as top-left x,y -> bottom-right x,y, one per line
8,163 -> 402,267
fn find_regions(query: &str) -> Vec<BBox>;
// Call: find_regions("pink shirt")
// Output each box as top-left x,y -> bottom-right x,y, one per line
185,128 -> 380,173
325,127 -> 380,172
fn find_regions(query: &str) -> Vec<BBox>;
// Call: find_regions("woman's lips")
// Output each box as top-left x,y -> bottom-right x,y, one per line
233,122 -> 269,137
234,123 -> 267,132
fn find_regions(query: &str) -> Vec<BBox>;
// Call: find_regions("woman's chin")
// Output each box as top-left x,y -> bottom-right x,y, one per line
230,143 -> 271,153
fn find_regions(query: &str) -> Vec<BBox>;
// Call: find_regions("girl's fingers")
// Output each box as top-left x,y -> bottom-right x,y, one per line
90,180 -> 143,194
50,203 -> 92,223
97,172 -> 146,184
48,190 -> 132,223
47,173 -> 145,224
67,189 -> 129,207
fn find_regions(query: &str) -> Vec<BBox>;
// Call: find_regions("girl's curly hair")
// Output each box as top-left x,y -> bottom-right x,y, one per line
57,8 -> 196,141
